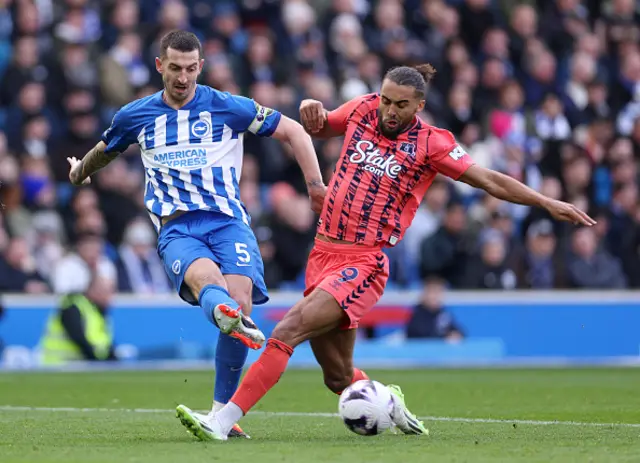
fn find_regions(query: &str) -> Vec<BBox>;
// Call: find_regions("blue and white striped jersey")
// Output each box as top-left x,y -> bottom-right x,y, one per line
101,85 -> 281,231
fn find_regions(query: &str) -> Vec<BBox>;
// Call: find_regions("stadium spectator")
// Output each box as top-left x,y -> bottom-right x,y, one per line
29,211 -> 66,282
402,178 -> 451,281
99,32 -> 150,108
567,226 -> 627,289
406,277 -> 464,342
420,201 -> 473,288
482,203 -> 524,270
444,83 -> 478,138
508,4 -> 538,73
534,93 -> 572,141
254,224 -> 284,290
115,218 -> 172,294
39,273 -> 118,365
563,52 -> 599,126
517,219 -> 566,289
0,0 -> 638,293
606,182 -> 638,262
463,229 -> 518,290
268,182 -> 316,284
0,35 -> 46,108
0,236 -> 49,293
93,158 -> 144,246
50,232 -> 117,294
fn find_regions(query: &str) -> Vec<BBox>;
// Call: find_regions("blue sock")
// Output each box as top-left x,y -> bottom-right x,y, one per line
199,284 -> 237,326
214,333 -> 249,404
197,284 -> 249,405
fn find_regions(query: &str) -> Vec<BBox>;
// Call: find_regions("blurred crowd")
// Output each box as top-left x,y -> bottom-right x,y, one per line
0,0 -> 639,296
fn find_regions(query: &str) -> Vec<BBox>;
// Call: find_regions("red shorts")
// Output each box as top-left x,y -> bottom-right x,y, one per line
304,238 -> 389,329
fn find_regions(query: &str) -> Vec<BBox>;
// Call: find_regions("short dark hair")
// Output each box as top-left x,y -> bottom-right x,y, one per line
384,64 -> 437,98
424,275 -> 446,287
160,30 -> 202,59
445,199 -> 464,212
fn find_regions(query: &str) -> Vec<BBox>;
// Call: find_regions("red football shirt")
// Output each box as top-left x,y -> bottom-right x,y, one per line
318,93 -> 475,247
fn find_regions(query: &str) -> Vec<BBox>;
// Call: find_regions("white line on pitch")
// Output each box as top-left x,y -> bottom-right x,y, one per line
0,405 -> 638,428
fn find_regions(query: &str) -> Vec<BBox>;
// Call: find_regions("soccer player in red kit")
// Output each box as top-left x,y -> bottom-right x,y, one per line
176,64 -> 596,441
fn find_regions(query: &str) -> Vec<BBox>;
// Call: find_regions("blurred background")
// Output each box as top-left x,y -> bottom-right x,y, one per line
0,0 -> 639,368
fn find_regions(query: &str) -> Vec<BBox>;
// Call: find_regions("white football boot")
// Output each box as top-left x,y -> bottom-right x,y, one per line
176,405 -> 228,442
387,384 -> 429,436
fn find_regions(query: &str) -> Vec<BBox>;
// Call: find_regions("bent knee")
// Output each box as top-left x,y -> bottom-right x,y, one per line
271,310 -> 310,347
184,258 -> 226,296
324,374 -> 352,394
271,319 -> 298,346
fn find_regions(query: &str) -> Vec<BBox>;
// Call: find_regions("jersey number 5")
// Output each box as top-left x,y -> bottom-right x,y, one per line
235,243 -> 251,264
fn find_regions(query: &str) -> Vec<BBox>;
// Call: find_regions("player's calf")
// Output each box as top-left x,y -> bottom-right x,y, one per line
324,374 -> 352,394
324,367 -> 370,394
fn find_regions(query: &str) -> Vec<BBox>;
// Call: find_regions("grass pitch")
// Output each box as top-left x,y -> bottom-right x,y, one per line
1,368 -> 640,462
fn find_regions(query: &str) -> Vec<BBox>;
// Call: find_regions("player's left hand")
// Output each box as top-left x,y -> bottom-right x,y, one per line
67,157 -> 90,186
544,199 -> 596,226
308,182 -> 327,215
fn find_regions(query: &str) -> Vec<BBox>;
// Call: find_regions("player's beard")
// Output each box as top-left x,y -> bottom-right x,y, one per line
164,76 -> 192,102
378,118 -> 407,139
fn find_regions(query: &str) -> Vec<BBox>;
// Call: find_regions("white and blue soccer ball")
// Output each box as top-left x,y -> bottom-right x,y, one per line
338,380 -> 394,436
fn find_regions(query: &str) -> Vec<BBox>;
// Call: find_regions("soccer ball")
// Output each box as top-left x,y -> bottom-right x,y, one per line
338,380 -> 394,436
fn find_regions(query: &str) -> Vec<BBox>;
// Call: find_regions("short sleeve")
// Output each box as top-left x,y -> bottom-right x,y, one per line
101,108 -> 136,155
428,130 -> 475,180
326,95 -> 368,133
223,94 -> 282,137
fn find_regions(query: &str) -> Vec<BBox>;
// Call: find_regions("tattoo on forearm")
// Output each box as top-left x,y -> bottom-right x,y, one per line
75,145 -> 117,183
306,179 -> 324,188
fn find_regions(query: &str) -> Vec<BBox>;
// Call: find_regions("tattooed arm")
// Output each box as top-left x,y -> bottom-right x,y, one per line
67,141 -> 119,186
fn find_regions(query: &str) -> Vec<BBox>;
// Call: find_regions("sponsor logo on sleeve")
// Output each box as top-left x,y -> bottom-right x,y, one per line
448,145 -> 467,161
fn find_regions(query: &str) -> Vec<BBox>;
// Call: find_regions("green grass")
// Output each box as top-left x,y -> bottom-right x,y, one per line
1,368 -> 640,462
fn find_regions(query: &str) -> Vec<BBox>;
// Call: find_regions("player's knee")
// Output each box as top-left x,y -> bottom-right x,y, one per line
271,309 -> 308,348
185,259 -> 226,297
324,374 -> 351,394
270,319 -> 299,347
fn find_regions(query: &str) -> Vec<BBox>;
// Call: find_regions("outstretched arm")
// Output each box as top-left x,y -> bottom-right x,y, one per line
272,115 -> 327,214
427,133 -> 596,227
67,141 -> 118,186
458,165 -> 596,226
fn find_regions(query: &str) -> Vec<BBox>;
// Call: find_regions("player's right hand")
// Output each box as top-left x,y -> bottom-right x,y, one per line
67,157 -> 90,186
299,99 -> 326,133
544,199 -> 596,226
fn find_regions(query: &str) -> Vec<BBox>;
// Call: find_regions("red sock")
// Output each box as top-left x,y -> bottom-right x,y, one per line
352,367 -> 369,383
230,338 -> 293,414
336,368 -> 369,395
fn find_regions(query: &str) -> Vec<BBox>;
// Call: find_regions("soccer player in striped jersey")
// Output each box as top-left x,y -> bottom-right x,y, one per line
66,30 -> 326,439
179,63 -> 596,441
